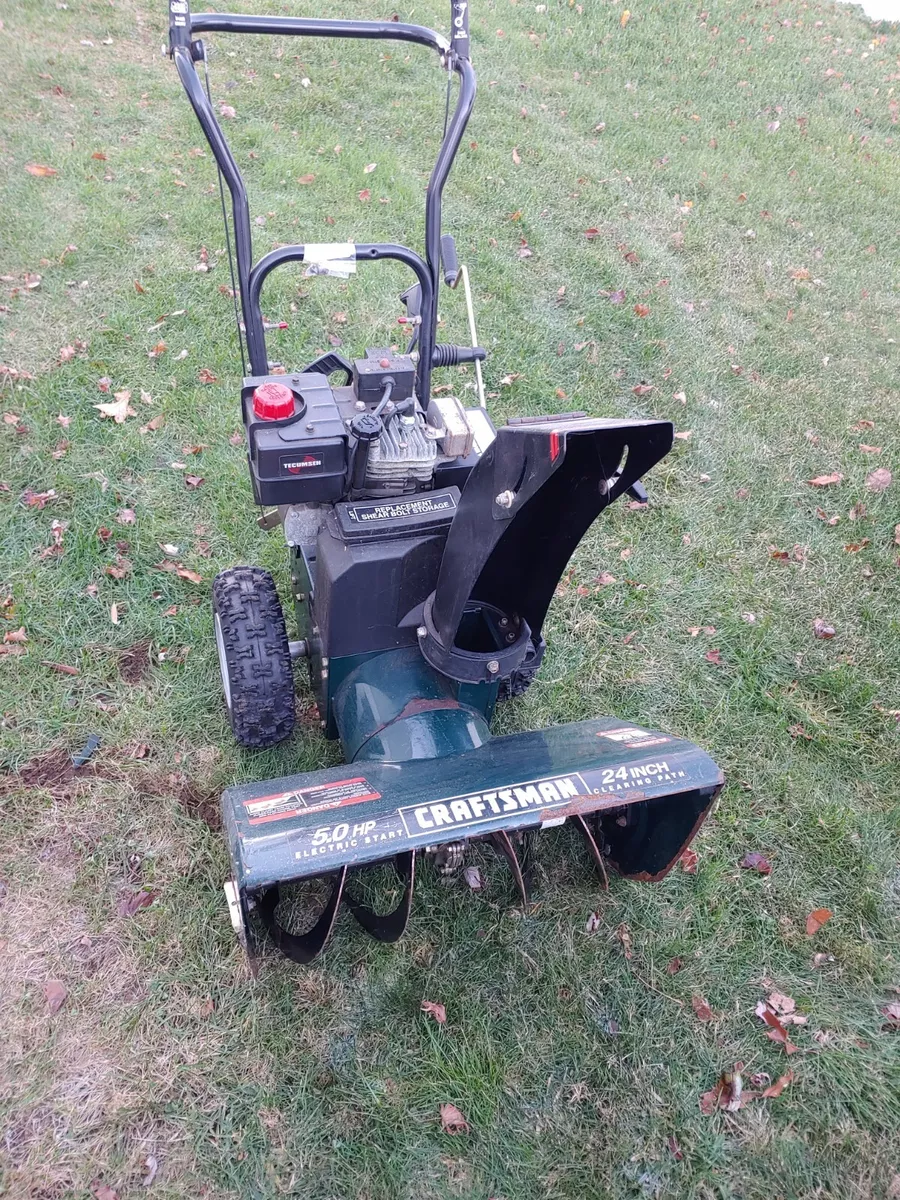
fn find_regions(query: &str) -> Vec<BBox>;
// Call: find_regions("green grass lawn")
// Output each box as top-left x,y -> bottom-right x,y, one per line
2,0 -> 900,1196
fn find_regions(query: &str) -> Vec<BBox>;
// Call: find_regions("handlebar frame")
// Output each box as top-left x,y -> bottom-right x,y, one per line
168,0 -> 475,403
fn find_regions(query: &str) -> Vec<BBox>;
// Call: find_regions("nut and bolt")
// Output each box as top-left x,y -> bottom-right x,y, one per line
417,625 -> 427,638
495,490 -> 515,509
487,659 -> 500,675
355,400 -> 367,411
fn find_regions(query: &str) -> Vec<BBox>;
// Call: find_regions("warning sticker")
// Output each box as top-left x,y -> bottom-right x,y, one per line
345,493 -> 457,524
243,776 -> 380,826
597,726 -> 671,749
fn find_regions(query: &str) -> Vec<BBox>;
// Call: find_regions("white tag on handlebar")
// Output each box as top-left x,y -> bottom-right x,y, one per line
304,243 -> 357,279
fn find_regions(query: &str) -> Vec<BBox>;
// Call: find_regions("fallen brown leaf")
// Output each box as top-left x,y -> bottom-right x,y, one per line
92,1183 -> 119,1200
197,368 -> 218,384
297,173 -> 316,184
25,163 -> 58,177
679,847 -> 699,873
759,1071 -> 794,1099
633,303 -> 650,317
22,488 -> 57,509
41,660 -> 79,675
705,648 -> 722,665
512,146 -> 521,165
700,1069 -> 743,1114
153,561 -> 203,584
117,889 -> 157,918
184,474 -> 204,489
94,390 -> 134,423
866,467 -> 892,493
3,627 -> 27,644
462,865 -> 483,891
439,1102 -> 469,1134
616,922 -> 633,959
812,619 -> 835,640
44,979 -> 68,1014
806,473 -> 843,487
814,507 -> 839,525
767,991 -> 796,1016
421,1000 -> 447,1024
740,851 -> 772,874
806,907 -> 832,936
666,956 -> 683,974
760,1007 -> 799,1054
789,723 -> 813,740
692,995 -> 714,1021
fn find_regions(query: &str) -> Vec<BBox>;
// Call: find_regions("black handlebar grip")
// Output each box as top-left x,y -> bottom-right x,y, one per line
441,234 -> 460,288
432,344 -> 486,366
450,0 -> 470,60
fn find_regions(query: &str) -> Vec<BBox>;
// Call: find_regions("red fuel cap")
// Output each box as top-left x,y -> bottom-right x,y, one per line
252,381 -> 296,420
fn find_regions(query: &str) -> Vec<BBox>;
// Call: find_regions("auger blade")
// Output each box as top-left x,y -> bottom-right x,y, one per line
571,812 -> 609,890
489,830 -> 531,907
346,850 -> 416,942
256,866 -> 347,964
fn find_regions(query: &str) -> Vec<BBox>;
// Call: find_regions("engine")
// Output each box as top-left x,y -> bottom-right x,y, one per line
240,345 -> 494,507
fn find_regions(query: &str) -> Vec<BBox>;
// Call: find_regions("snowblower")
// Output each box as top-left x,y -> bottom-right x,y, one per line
168,0 -> 724,964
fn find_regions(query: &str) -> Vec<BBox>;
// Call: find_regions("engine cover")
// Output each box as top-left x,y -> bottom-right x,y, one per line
242,372 -> 348,505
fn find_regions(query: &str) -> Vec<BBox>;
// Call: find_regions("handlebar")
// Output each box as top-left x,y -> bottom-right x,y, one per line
168,0 -> 475,404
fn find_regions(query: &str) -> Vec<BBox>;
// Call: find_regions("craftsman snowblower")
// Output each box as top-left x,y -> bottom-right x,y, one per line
168,0 -> 723,964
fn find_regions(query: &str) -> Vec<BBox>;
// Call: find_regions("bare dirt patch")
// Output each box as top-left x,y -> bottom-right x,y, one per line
140,769 -> 220,830
118,639 -> 152,684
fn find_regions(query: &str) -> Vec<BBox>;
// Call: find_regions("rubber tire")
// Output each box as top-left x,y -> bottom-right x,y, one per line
212,566 -> 295,748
